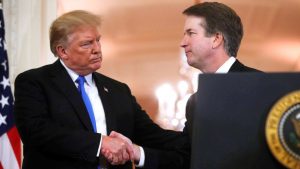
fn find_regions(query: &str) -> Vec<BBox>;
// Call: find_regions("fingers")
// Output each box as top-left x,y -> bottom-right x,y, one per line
100,135 -> 132,165
109,131 -> 134,161
103,146 -> 129,165
101,149 -> 113,162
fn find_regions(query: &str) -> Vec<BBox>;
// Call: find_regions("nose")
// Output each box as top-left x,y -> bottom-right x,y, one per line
92,40 -> 101,54
180,36 -> 187,48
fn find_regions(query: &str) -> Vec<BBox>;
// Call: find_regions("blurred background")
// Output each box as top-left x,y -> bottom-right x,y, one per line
4,0 -> 300,130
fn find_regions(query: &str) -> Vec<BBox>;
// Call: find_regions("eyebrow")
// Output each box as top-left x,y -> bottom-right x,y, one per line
184,28 -> 195,33
186,28 -> 192,32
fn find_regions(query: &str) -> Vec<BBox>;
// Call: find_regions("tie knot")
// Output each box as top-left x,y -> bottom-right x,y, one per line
76,76 -> 86,85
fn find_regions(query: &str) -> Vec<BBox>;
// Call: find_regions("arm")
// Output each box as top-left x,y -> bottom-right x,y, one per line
15,71 -> 133,164
14,71 -> 101,162
122,84 -> 191,169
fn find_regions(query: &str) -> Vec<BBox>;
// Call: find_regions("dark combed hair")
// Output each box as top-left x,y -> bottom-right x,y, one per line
183,2 -> 243,57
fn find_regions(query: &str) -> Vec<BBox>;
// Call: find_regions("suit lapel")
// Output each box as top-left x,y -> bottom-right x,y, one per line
93,73 -> 117,134
49,60 -> 94,131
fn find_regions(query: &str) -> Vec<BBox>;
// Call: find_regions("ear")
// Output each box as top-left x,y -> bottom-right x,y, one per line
56,45 -> 68,60
212,32 -> 224,49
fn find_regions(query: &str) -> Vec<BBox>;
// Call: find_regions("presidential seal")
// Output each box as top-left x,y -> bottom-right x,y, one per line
266,90 -> 300,169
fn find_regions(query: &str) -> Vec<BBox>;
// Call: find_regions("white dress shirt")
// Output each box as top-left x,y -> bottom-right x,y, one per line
215,57 -> 236,73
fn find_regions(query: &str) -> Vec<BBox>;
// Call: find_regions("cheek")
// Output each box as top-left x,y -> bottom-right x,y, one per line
190,37 -> 201,48
75,49 -> 89,56
70,53 -> 90,65
193,38 -> 210,50
76,50 -> 91,59
191,40 -> 203,52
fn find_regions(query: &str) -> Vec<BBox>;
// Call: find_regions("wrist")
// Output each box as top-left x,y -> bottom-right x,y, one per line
134,145 -> 145,167
133,144 -> 141,162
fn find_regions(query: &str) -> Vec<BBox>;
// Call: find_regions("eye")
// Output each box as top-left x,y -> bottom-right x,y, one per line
187,31 -> 196,36
96,37 -> 101,43
80,41 -> 92,48
97,36 -> 101,42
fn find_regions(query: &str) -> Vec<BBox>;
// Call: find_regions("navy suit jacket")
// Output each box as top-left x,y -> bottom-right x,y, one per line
14,60 -> 188,169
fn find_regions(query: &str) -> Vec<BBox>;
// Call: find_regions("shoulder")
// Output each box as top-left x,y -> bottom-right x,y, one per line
230,59 -> 262,72
15,60 -> 63,86
16,64 -> 54,81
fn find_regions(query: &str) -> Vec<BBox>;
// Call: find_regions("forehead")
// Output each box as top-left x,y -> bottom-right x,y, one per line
74,26 -> 101,35
69,26 -> 101,40
184,15 -> 205,31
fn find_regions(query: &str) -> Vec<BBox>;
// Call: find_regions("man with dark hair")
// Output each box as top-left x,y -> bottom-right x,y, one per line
180,2 -> 261,168
181,2 -> 259,73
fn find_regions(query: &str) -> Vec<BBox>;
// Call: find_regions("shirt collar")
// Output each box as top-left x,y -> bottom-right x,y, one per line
60,60 -> 93,86
215,57 -> 236,73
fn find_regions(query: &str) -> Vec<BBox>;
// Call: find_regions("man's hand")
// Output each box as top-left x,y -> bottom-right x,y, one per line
100,134 -> 134,165
110,131 -> 141,163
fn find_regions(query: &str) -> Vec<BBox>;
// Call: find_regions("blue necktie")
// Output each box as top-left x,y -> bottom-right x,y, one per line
76,76 -> 97,132
76,76 -> 105,169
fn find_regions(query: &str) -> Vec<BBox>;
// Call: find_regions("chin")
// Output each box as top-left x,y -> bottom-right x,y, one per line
187,59 -> 194,67
89,65 -> 101,72
95,65 -> 101,71
95,61 -> 102,68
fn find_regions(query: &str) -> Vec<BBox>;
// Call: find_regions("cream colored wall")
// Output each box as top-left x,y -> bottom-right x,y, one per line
3,0 -> 56,90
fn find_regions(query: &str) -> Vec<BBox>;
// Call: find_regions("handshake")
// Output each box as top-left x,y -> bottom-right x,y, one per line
100,131 -> 141,165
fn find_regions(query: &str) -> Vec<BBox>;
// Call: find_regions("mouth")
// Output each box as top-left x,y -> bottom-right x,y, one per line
185,51 -> 192,56
91,56 -> 102,63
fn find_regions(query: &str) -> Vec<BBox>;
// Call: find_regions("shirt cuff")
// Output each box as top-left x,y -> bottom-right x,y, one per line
96,135 -> 103,157
135,146 -> 145,167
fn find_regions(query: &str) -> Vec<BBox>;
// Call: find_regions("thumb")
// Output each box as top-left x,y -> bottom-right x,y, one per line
109,131 -> 119,138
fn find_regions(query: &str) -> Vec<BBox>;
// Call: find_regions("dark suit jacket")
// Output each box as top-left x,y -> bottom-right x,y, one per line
14,60 -> 188,169
229,60 -> 260,72
183,60 -> 261,167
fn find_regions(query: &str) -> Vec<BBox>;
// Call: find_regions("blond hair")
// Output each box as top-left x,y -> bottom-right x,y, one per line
49,10 -> 101,56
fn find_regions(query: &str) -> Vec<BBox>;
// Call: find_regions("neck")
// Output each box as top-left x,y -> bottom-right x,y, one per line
200,52 -> 230,73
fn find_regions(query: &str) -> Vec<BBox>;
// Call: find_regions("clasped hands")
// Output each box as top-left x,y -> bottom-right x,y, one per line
101,131 -> 140,165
